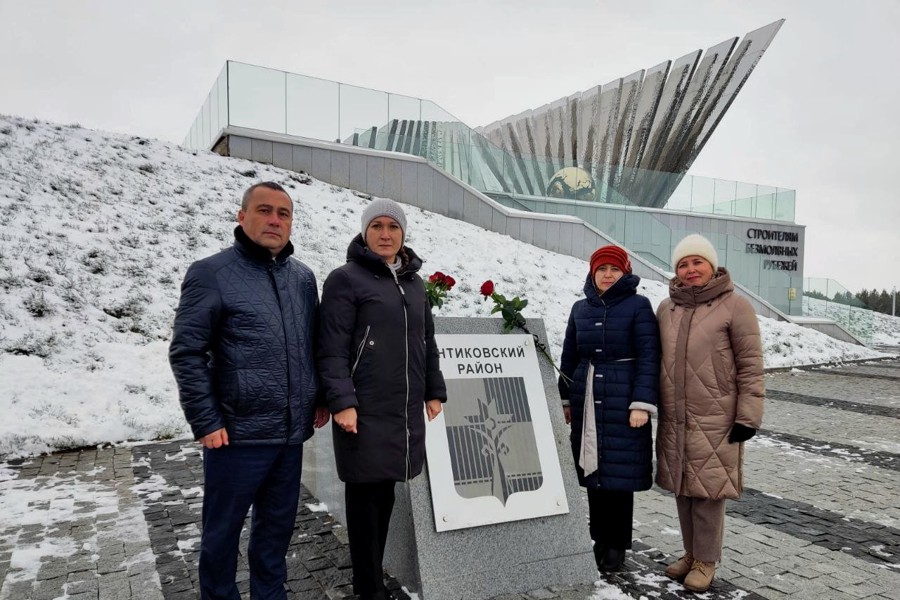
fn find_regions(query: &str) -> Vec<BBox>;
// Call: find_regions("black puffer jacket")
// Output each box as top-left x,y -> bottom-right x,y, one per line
169,227 -> 319,445
317,235 -> 447,483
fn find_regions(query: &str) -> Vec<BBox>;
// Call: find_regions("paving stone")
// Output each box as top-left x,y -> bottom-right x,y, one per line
96,559 -> 126,575
35,559 -> 68,581
31,575 -> 66,600
288,573 -> 324,593
727,575 -> 759,591
764,575 -> 802,594
98,577 -> 132,600
128,575 -> 163,599
3,580 -> 34,599
777,584 -> 836,600
65,577 -> 99,594
837,583 -> 887,598
754,588 -> 789,600
163,576 -> 196,593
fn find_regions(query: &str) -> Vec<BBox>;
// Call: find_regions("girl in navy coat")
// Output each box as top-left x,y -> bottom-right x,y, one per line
558,245 -> 660,571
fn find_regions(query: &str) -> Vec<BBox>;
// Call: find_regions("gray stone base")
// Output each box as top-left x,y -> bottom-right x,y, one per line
304,317 -> 596,599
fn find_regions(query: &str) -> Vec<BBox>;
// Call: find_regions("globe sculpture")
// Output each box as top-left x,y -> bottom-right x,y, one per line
546,167 -> 597,201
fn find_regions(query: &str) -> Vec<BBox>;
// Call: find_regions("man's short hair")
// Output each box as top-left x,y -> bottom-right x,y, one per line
241,181 -> 290,210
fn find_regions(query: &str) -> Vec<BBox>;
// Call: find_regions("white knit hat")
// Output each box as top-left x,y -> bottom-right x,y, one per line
672,234 -> 718,271
361,198 -> 407,240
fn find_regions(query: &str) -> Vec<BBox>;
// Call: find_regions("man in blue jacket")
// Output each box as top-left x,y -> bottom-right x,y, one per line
169,181 -> 328,600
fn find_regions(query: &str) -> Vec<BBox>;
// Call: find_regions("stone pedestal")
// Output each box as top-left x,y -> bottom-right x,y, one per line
303,317 -> 596,599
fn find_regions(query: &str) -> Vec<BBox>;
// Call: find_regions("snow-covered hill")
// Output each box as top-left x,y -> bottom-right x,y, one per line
802,295 -> 900,345
0,114 -> 892,458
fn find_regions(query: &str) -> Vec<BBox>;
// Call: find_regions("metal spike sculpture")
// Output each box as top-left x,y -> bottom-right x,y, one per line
351,20 -> 783,209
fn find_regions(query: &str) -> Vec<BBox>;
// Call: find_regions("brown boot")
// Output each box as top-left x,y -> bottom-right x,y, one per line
683,559 -> 716,592
664,552 -> 694,580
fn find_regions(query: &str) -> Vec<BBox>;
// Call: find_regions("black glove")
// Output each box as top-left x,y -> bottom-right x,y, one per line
728,423 -> 756,443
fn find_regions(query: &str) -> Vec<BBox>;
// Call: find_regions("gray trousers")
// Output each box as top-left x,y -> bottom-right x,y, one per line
675,495 -> 727,563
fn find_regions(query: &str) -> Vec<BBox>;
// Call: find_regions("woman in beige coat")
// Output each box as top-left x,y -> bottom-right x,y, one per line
656,234 -> 764,592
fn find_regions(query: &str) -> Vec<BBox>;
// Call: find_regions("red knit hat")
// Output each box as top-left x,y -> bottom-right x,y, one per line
590,245 -> 632,275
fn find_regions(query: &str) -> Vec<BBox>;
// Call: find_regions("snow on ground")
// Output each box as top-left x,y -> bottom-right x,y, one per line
589,579 -> 642,599
0,464 -> 160,592
0,114 -> 895,459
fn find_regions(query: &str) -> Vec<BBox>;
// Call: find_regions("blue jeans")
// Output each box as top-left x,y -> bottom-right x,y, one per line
199,444 -> 303,600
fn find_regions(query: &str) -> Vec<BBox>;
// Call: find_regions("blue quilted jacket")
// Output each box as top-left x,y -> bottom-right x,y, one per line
169,227 -> 320,445
558,273 -> 660,490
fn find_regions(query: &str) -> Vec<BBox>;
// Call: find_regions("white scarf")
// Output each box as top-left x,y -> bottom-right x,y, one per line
578,363 -> 598,476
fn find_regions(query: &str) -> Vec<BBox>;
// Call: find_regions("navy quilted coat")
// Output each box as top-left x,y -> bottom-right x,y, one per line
169,227 -> 320,445
317,235 -> 447,483
557,273 -> 660,490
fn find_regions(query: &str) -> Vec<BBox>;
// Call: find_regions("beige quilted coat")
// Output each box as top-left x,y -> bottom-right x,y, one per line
655,269 -> 764,500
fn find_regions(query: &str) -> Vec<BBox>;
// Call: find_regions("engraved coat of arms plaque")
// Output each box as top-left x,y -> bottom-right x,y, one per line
425,334 -> 569,531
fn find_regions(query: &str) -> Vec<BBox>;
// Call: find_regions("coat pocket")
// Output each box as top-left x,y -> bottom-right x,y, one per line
710,345 -> 731,396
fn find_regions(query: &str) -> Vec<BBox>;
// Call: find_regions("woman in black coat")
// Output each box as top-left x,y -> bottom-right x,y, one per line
558,245 -> 660,572
318,198 -> 447,600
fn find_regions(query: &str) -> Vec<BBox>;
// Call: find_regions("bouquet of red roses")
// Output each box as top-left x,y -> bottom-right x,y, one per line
425,271 -> 456,309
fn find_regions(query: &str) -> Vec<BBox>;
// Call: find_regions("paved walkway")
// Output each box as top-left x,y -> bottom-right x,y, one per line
1,358 -> 899,599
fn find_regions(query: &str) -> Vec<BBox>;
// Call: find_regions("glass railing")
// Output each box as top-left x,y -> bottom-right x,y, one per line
490,192 -> 676,271
803,278 -> 874,342
665,177 -> 795,222
183,61 -> 459,149
184,63 -> 229,150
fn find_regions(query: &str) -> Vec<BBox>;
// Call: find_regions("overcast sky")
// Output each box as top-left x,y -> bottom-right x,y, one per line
1,0 -> 897,293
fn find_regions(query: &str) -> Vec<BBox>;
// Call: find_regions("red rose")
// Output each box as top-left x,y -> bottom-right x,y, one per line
429,271 -> 445,284
445,276 -> 456,289
480,280 -> 495,297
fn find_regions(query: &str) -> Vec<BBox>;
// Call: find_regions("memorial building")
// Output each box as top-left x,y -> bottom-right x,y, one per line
183,19 -> 805,316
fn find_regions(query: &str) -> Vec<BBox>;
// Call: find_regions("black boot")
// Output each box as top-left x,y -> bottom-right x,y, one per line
600,547 -> 625,572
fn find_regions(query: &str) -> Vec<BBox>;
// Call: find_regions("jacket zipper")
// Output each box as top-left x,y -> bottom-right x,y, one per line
388,267 -> 411,481
268,261 -> 293,441
350,325 -> 371,377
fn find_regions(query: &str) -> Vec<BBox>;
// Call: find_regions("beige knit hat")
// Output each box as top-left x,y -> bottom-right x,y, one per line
672,234 -> 718,271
